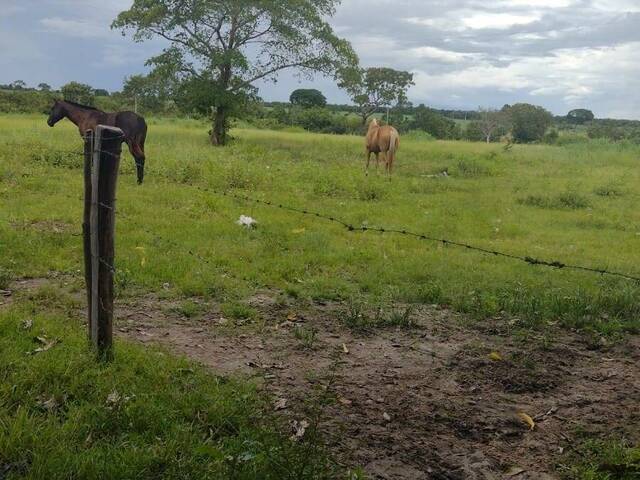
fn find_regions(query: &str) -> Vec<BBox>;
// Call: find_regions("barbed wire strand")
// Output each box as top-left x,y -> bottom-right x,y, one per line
54,146 -> 640,285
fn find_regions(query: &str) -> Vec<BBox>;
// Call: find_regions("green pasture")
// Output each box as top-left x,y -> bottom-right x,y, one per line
1,114 -> 640,336
1,113 -> 639,479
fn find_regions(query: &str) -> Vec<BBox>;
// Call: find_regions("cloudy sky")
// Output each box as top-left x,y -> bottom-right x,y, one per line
1,0 -> 638,118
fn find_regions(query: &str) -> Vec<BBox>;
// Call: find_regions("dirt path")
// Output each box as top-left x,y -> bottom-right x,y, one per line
116,291 -> 640,479
4,279 -> 640,479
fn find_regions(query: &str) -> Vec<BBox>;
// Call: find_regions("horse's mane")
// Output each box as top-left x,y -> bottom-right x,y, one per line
61,100 -> 100,111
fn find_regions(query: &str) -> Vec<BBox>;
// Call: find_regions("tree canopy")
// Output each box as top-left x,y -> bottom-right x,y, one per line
60,82 -> 95,106
339,67 -> 414,125
113,0 -> 357,145
290,89 -> 327,108
567,109 -> 595,125
507,103 -> 553,143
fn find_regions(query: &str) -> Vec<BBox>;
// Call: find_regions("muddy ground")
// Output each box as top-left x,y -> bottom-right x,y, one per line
4,278 -> 640,479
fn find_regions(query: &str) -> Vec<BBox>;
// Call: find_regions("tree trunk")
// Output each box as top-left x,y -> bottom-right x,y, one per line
210,106 -> 227,146
486,134 -> 491,143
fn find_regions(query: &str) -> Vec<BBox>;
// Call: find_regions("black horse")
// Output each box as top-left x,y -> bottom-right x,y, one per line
47,100 -> 148,184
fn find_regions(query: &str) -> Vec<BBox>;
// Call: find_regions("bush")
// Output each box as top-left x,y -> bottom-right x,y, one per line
0,90 -> 56,114
519,192 -> 591,210
403,130 -> 435,142
588,124 -> 627,141
288,107 -> 354,134
409,105 -> 461,139
507,103 -> 553,143
543,129 -> 559,145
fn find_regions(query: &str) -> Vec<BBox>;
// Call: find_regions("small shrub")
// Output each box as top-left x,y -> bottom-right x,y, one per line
224,165 -> 255,190
386,306 -> 415,328
221,302 -> 257,322
519,192 -> 590,210
342,297 -> 417,332
313,177 -> 346,197
293,326 -> 318,350
31,150 -> 83,169
594,184 -> 625,198
403,130 -> 435,142
171,299 -> 205,319
542,129 -> 559,145
563,440 -> 640,480
557,192 -> 590,209
455,159 -> 491,177
173,163 -> 203,185
357,183 -> 386,201
0,267 -> 12,289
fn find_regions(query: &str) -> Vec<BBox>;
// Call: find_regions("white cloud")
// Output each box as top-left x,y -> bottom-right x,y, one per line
409,46 -> 479,63
462,12 -> 542,30
410,42 -> 640,117
40,16 -> 110,38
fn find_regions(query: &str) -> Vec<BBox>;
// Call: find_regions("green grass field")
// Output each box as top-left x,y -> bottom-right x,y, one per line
1,114 -> 639,478
2,114 -> 639,335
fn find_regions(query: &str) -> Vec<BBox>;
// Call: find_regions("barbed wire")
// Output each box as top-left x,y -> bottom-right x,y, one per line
187,184 -> 640,284
45,145 -> 640,285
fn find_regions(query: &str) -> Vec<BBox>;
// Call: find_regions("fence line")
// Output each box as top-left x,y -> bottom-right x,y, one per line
65,146 -> 640,285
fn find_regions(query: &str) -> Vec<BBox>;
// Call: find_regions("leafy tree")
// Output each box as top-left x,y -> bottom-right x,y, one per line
567,108 -> 594,125
10,80 -> 27,90
113,0 -> 357,146
339,67 -> 414,125
292,106 -> 336,132
507,103 -> 553,143
122,73 -> 177,113
464,121 -> 485,142
409,104 -> 460,140
290,89 -> 327,108
37,83 -> 52,92
94,89 -> 110,97
60,82 -> 95,106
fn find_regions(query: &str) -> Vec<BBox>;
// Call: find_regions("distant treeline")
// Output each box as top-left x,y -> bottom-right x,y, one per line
0,89 -> 136,115
2,86 -> 639,144
264,101 -> 482,121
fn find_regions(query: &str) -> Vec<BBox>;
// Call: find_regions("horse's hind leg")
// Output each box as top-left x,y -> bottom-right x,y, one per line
126,141 -> 146,185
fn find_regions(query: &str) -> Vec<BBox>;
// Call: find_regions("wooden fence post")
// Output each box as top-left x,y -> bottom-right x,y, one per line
83,125 -> 123,360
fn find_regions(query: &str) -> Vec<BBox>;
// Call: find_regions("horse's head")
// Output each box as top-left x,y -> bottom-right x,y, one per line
367,118 -> 379,131
47,100 -> 65,127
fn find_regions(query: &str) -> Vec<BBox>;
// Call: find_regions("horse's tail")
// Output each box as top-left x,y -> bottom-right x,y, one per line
132,118 -> 147,184
387,128 -> 399,172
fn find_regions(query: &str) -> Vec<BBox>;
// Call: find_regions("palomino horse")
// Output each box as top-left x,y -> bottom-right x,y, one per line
365,118 -> 399,175
47,100 -> 148,184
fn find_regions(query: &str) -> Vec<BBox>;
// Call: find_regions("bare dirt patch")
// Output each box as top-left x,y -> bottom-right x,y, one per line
5,278 -> 639,479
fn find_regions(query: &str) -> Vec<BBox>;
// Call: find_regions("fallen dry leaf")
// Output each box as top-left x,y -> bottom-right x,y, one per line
21,319 -> 33,330
28,336 -> 58,355
106,390 -> 121,405
488,351 -> 503,361
287,312 -> 297,321
506,466 -> 526,477
290,419 -> 309,441
338,397 -> 353,406
342,343 -> 349,354
38,396 -> 60,412
517,412 -> 536,431
383,412 -> 391,422
274,398 -> 288,411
